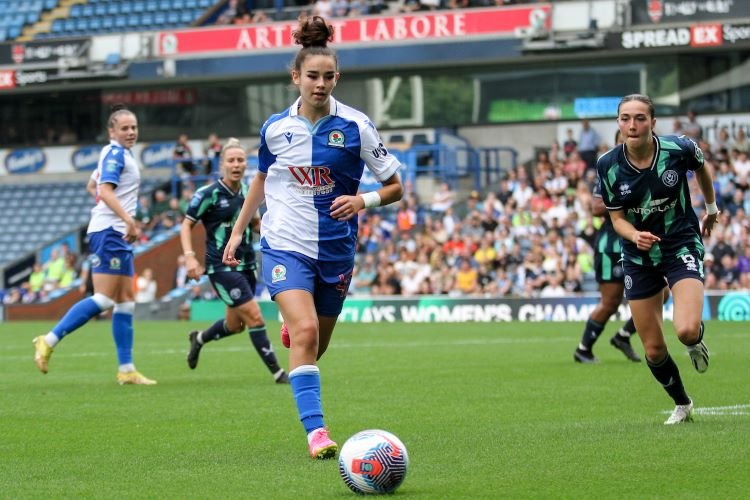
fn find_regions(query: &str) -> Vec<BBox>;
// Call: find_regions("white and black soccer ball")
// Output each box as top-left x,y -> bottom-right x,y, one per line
338,429 -> 409,495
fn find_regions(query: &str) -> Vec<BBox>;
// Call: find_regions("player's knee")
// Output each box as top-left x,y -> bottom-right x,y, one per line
291,319 -> 319,350
674,320 -> 701,344
225,319 -> 244,334
92,293 -> 115,311
598,294 -> 620,316
644,344 -> 668,362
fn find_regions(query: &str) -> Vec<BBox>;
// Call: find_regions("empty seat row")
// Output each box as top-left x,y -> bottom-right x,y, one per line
0,1 -> 44,14
51,10 -> 203,35
82,0 -> 214,10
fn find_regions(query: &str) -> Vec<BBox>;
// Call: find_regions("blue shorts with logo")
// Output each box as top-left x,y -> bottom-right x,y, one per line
623,248 -> 704,300
88,227 -> 134,277
209,269 -> 257,307
262,248 -> 354,317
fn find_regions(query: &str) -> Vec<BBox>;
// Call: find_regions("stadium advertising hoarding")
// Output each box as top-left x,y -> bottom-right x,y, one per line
0,37 -> 91,67
631,0 -> 749,25
191,294 -> 747,323
611,22 -> 750,50
0,141 -> 206,175
154,5 -> 551,57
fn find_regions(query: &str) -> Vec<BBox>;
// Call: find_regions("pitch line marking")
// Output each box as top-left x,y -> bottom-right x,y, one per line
661,404 -> 750,416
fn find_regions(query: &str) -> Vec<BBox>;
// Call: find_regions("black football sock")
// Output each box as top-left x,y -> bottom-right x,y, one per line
248,325 -> 282,374
201,319 -> 234,343
688,321 -> 705,346
646,353 -> 691,405
578,319 -> 605,351
616,318 -> 636,338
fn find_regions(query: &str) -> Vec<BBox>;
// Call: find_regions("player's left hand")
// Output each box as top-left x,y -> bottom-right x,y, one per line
330,195 -> 364,221
701,212 -> 719,237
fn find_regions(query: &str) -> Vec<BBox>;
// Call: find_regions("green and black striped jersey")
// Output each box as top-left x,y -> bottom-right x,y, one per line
597,134 -> 705,266
592,177 -> 622,256
185,179 -> 255,274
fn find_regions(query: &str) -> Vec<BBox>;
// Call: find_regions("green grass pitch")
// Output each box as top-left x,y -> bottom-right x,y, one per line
1,320 -> 748,498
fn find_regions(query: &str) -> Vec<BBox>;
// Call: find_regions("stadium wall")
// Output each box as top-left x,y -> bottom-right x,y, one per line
189,292 -> 750,323
4,225 -> 206,321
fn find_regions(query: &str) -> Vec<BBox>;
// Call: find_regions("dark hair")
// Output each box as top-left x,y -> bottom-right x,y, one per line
617,94 -> 655,118
107,104 -> 135,129
291,16 -> 337,72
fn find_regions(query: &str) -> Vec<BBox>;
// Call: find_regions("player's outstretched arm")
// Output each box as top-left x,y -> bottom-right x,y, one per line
330,173 -> 404,222
610,208 -> 660,251
695,161 -> 719,237
224,173 -> 266,265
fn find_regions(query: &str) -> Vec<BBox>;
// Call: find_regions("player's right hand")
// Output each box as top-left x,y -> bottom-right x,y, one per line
185,256 -> 204,280
633,230 -> 660,251
222,234 -> 242,267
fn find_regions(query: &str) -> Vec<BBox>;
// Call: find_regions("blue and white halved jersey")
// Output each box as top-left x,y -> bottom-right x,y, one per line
258,96 -> 401,262
88,140 -> 140,235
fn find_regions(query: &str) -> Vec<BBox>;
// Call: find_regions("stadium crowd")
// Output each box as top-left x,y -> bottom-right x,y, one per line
4,119 -> 750,306
349,121 -> 750,298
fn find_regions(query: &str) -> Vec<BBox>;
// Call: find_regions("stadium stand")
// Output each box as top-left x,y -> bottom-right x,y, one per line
0,0 -> 215,41
0,177 -> 168,267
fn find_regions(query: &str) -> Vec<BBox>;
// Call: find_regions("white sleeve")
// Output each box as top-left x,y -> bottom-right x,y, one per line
359,121 -> 401,183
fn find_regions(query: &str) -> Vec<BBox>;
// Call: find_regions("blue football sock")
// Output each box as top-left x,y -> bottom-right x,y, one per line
51,296 -> 107,339
112,302 -> 135,367
289,365 -> 324,434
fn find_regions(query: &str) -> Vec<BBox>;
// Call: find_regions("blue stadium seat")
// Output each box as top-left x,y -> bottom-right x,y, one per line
107,3 -> 120,15
133,1 -> 146,14
198,0 -> 212,7
127,13 -> 141,27
154,12 -> 166,25
43,0 -> 58,9
146,0 -> 158,11
180,11 -> 193,24
94,3 -> 107,16
89,17 -> 102,31
26,12 -> 41,24
185,0 -> 198,8
63,18 -> 75,32
114,15 -> 127,30
173,0 -> 186,10
70,4 -> 83,16
8,25 -> 22,38
82,4 -> 94,16
167,11 -> 179,24
159,0 -> 171,11
141,12 -> 154,27
75,18 -> 88,32
101,16 -> 114,31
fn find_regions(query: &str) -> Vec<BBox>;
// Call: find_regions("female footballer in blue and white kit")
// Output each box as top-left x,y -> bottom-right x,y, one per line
223,16 -> 403,458
33,106 -> 156,385
180,138 -> 288,384
598,94 -> 717,424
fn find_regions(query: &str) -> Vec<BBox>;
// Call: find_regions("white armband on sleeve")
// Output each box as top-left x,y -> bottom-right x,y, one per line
361,191 -> 381,208
705,201 -> 718,215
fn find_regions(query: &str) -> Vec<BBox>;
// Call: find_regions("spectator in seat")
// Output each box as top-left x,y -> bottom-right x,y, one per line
578,119 -> 601,172
203,133 -> 222,174
173,133 -> 196,175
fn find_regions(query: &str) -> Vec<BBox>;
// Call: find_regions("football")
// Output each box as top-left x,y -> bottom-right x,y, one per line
338,429 -> 409,495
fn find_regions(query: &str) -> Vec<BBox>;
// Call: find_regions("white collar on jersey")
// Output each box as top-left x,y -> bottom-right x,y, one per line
623,134 -> 659,173
290,96 -> 339,117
